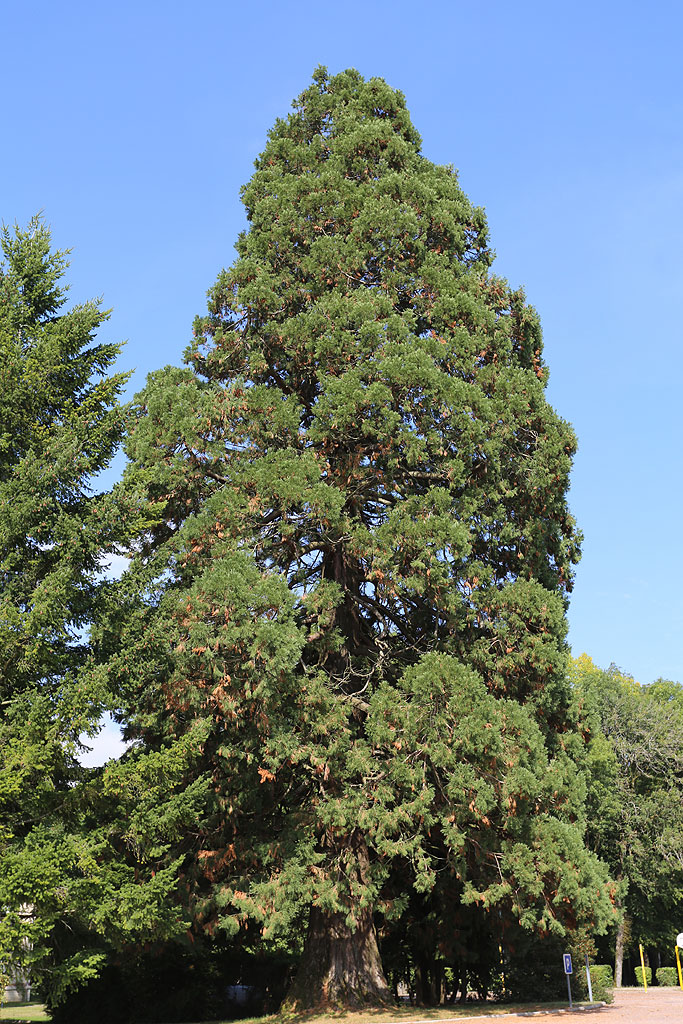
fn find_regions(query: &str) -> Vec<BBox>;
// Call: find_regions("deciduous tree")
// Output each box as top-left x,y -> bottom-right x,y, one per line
572,655 -> 683,983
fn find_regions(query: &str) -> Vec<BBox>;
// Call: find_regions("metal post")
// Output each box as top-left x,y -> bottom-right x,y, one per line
566,972 -> 573,1009
639,943 -> 648,990
584,954 -> 593,1003
499,944 -> 506,997
675,944 -> 683,990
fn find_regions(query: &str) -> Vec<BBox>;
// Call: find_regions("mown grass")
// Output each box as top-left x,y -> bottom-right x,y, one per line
178,1001 -> 583,1024
0,1004 -> 49,1022
0,999 -> 590,1023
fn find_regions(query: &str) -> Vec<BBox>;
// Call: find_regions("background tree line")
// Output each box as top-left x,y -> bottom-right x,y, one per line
1,70 -> 681,1022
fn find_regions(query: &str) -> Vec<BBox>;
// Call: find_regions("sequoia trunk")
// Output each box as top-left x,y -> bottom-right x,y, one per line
286,903 -> 391,1009
285,832 -> 391,1009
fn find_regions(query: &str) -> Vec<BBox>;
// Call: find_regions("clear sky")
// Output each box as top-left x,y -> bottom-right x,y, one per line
4,0 -> 682,743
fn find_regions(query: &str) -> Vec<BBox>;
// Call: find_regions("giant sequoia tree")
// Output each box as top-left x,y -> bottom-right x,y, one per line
109,69 -> 611,1008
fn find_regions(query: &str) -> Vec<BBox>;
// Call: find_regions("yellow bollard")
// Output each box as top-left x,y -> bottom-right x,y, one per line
639,944 -> 648,990
675,944 -> 683,991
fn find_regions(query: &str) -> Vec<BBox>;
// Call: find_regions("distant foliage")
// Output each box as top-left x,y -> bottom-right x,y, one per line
571,655 -> 683,969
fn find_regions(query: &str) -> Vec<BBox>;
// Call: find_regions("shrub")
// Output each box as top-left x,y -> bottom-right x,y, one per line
46,953 -> 226,1024
656,967 -> 680,987
588,965 -> 614,1004
572,962 -> 613,1005
503,948 -> 566,1002
634,965 -> 652,986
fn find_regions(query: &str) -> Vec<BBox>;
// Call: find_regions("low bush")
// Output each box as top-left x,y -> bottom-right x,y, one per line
656,967 -> 680,987
634,965 -> 652,986
45,939 -> 294,1023
588,965 -> 614,1004
503,953 -> 566,1002
572,963 -> 613,1004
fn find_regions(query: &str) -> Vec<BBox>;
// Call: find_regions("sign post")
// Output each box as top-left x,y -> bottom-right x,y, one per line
676,933 -> 683,991
563,953 -> 573,1009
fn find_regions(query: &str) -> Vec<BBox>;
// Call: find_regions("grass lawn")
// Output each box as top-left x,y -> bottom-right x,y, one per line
180,1002 -> 584,1024
0,999 -> 591,1023
0,1005 -> 49,1022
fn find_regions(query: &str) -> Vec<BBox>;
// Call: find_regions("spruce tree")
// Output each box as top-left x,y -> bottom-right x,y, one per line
110,69 -> 612,1008
0,218 -> 129,987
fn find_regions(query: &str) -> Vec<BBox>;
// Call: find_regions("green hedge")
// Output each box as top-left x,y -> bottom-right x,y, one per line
570,962 -> 613,1005
588,965 -> 614,1004
635,965 -> 652,986
656,966 -> 680,987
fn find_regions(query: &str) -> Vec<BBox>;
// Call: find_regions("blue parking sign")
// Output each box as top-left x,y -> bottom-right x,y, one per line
563,953 -> 573,975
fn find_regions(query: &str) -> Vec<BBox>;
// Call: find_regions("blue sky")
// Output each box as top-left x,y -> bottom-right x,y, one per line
5,0 -> 682,723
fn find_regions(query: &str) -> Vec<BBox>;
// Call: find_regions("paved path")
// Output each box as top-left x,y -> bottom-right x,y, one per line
465,987 -> 683,1024
604,987 -> 683,1022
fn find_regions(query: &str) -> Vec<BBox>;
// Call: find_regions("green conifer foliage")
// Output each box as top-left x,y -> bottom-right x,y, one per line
0,217 -> 129,987
113,69 -> 610,1007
